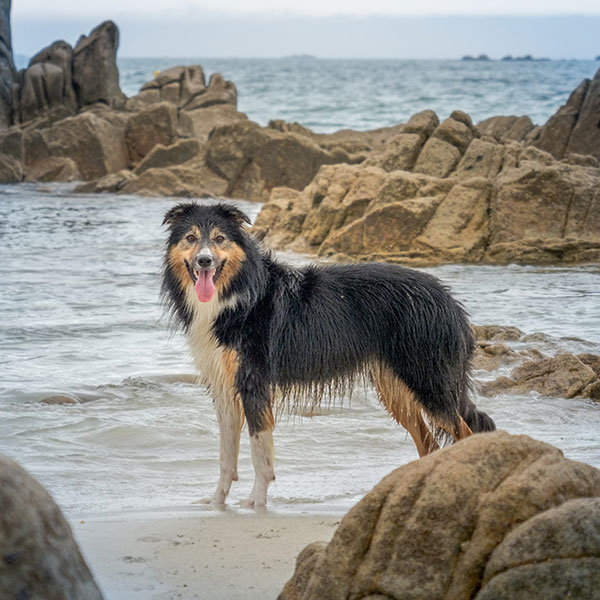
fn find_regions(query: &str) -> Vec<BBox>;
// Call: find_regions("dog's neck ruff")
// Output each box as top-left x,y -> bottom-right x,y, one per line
184,285 -> 239,400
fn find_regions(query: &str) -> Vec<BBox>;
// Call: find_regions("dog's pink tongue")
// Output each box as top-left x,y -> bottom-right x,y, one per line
195,270 -> 216,302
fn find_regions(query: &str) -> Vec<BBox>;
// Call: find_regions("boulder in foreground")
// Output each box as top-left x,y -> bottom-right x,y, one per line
279,431 -> 600,600
0,453 -> 103,600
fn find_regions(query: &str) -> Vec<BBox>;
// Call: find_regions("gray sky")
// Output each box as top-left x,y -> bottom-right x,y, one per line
10,1 -> 600,58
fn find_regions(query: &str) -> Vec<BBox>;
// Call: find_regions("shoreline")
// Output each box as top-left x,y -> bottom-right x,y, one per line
71,506 -> 343,600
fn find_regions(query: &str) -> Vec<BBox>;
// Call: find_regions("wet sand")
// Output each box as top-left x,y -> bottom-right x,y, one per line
72,508 -> 342,600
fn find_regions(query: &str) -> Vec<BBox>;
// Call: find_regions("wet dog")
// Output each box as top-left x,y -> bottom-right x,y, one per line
162,202 -> 495,506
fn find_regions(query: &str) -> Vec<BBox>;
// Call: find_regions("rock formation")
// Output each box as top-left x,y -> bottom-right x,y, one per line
0,454 -> 104,600
0,0 -> 16,129
255,99 -> 600,265
10,21 -> 125,126
278,431 -> 600,600
471,325 -> 600,400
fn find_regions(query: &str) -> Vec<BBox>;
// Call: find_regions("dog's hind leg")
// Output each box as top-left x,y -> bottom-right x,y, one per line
236,363 -> 276,507
372,364 -> 439,457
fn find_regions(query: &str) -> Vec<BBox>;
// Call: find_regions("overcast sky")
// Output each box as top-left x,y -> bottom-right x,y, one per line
10,1 -> 600,58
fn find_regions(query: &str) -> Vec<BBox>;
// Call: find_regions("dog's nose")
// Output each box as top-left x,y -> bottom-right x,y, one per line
195,254 -> 214,269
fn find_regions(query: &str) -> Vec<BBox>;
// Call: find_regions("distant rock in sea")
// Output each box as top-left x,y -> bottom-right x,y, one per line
502,54 -> 550,62
462,54 -> 490,61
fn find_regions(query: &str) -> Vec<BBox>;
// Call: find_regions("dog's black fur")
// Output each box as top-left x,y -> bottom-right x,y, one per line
162,202 -> 495,503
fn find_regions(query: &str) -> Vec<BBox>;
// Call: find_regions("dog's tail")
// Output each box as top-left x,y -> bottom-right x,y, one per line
459,392 -> 496,433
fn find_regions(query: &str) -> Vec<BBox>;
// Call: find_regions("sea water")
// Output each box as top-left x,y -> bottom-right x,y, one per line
118,57 -> 599,131
1,185 -> 599,516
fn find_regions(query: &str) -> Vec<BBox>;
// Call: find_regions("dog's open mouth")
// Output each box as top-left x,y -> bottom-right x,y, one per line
185,260 -> 225,303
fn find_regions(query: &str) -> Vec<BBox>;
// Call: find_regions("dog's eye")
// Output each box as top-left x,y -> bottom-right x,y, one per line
185,234 -> 197,244
214,235 -> 226,244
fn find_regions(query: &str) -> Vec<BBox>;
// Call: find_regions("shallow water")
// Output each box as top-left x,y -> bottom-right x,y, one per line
1,185 -> 599,515
118,57 -> 599,132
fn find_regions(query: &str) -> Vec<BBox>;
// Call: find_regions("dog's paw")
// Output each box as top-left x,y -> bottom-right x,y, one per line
238,496 -> 267,509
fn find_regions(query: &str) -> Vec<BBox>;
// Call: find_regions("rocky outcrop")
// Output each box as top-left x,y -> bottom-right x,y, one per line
255,105 -> 600,265
470,325 -> 600,400
482,353 -> 600,400
72,21 -> 126,109
279,431 -> 600,600
0,0 -> 16,129
11,21 -> 125,126
0,454 -> 104,600
533,68 -> 600,161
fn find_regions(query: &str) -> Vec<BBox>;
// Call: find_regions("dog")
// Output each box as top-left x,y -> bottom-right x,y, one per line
162,202 -> 495,506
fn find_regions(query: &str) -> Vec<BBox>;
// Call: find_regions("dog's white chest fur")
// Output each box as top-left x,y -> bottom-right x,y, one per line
185,287 -> 232,401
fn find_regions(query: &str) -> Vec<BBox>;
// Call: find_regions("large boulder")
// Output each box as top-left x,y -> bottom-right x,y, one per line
482,353 -> 600,400
124,102 -> 178,165
24,110 -> 128,181
0,0 -> 16,128
15,40 -> 78,124
72,21 -> 126,109
0,454 -> 104,600
533,67 -> 600,161
130,65 -> 236,111
279,432 -> 600,600
206,120 -> 353,201
487,152 -> 600,263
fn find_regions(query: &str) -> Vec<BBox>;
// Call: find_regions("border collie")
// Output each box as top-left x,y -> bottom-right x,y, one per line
162,202 -> 495,506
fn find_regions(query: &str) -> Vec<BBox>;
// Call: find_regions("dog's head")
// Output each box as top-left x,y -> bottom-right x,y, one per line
163,203 -> 251,303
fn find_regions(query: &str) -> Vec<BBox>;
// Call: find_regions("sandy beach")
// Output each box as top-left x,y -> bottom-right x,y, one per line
72,507 -> 342,600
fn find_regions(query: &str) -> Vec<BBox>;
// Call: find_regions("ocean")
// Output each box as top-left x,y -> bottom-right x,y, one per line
1,58 -> 600,517
118,57 -> 599,131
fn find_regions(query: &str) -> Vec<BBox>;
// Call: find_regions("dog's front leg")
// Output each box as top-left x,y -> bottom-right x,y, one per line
236,364 -> 275,508
199,394 -> 244,505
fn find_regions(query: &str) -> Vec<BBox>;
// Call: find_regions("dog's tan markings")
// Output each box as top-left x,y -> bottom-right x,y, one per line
168,226 -> 203,290
452,416 -> 473,441
371,363 -> 440,457
211,229 -> 246,292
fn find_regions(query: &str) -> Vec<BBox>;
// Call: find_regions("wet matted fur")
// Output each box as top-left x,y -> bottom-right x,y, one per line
162,202 -> 495,506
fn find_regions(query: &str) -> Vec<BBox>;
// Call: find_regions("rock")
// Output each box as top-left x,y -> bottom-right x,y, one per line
483,353 -> 598,398
279,432 -> 600,600
432,116 -> 473,153
534,68 -> 600,161
131,65 -> 236,113
0,453 -> 104,600
568,67 -> 600,160
476,115 -> 535,143
364,133 -> 424,172
252,187 -> 310,247
472,342 -> 522,371
74,169 -> 136,194
488,160 -> 600,263
453,138 -> 504,180
0,152 -> 21,181
532,79 -> 588,159
183,103 -> 247,142
403,109 -> 439,138
477,498 -> 600,599
471,324 -> 524,341
120,162 -> 228,198
25,156 -> 79,182
0,0 -> 16,128
413,136 -> 462,178
412,178 -> 491,261
134,138 -> 201,175
205,120 -> 350,201
124,102 -> 178,165
16,40 -> 78,123
72,21 -> 126,109
36,111 -> 128,180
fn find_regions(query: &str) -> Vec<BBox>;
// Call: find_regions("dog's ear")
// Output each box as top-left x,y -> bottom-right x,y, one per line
162,204 -> 192,227
218,204 -> 252,227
